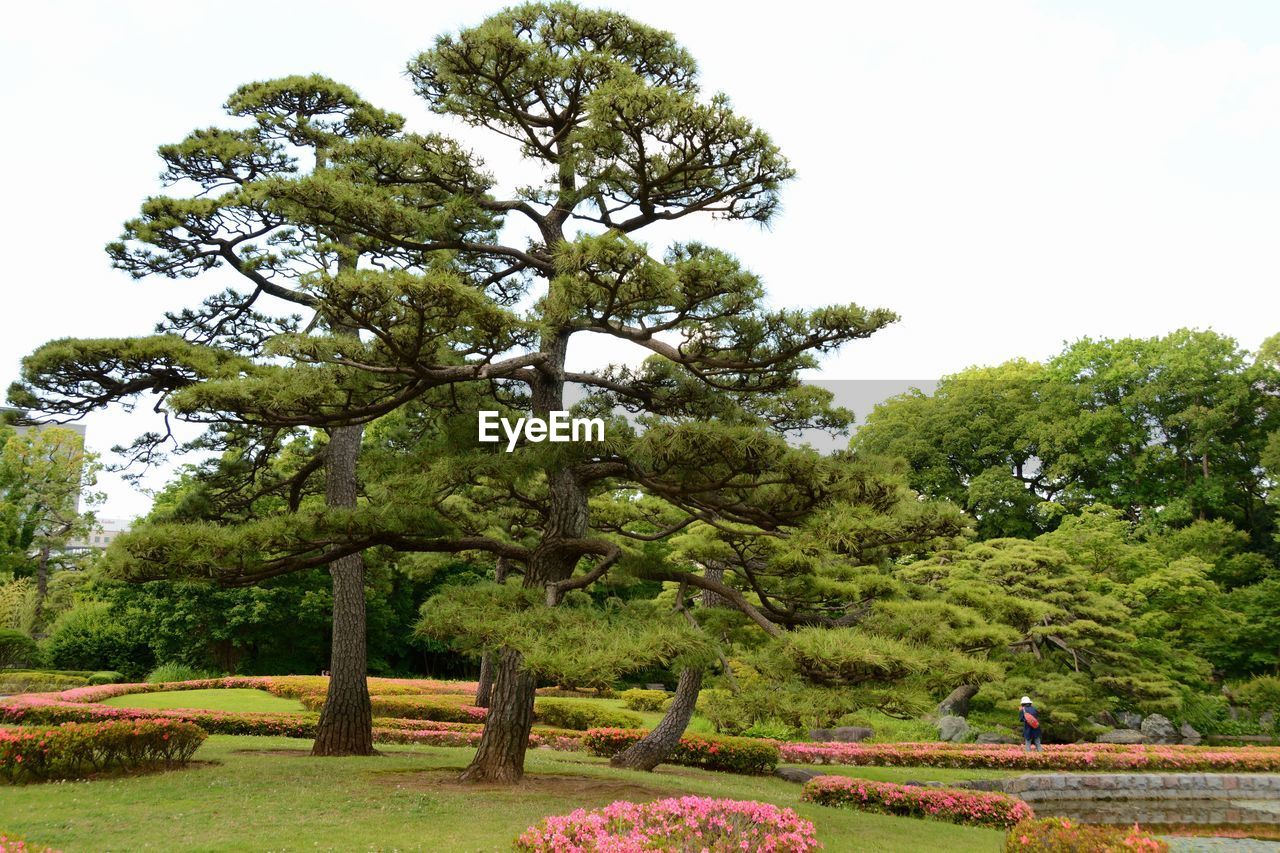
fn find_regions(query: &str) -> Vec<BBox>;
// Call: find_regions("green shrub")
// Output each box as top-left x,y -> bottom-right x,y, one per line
44,603 -> 153,679
0,670 -> 89,693
695,688 -> 742,734
583,728 -> 779,774
0,629 -> 39,669
87,670 -> 126,685
1235,676 -> 1280,719
621,688 -> 672,713
1004,817 -> 1168,852
742,720 -> 801,740
534,699 -> 642,731
0,719 -> 206,783
146,662 -> 218,684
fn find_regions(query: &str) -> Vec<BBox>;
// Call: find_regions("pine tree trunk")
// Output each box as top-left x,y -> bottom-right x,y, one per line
611,667 -> 703,771
311,423 -> 374,757
474,557 -> 508,708
459,648 -> 536,783
475,653 -> 495,708
32,546 -> 50,629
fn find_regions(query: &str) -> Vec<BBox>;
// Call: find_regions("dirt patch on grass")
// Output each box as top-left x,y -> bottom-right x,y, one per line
374,767 -> 677,800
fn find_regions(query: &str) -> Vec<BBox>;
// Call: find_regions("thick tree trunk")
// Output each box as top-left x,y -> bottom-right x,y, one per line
459,648 -> 536,783
311,423 -> 374,757
610,667 -> 703,771
474,557 -> 509,708
937,684 -> 979,719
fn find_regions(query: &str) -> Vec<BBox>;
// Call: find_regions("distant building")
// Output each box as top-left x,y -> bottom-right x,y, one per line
66,517 -> 132,553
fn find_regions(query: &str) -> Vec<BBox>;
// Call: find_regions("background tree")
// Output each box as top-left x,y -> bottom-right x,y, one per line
0,425 -> 102,630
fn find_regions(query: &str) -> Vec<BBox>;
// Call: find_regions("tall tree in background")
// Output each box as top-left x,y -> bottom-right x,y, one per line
856,330 -> 1279,547
9,76 -> 430,755
0,426 -> 101,629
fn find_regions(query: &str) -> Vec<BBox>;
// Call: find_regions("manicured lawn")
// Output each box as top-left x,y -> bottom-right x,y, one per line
100,688 -> 305,714
0,735 -> 1009,852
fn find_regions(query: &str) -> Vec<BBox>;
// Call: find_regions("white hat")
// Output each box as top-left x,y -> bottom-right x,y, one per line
1020,696 -> 1032,705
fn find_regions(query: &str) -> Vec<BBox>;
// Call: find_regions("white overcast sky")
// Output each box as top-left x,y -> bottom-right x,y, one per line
3,0 -> 1279,520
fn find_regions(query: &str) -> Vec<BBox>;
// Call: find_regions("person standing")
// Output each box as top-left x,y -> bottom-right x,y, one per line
1019,696 -> 1042,751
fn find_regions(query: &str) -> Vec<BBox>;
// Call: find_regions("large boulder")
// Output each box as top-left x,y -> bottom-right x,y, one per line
1097,729 -> 1150,744
809,726 -> 874,743
1179,722 -> 1202,744
1118,711 -> 1143,730
774,766 -> 821,783
976,731 -> 1020,745
938,715 -> 970,742
1141,714 -> 1178,744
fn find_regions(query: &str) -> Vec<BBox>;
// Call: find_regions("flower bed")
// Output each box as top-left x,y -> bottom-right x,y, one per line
0,719 -> 206,783
1005,817 -> 1168,851
515,796 -> 819,852
781,741 -> 1280,772
584,728 -> 779,774
802,775 -> 1034,829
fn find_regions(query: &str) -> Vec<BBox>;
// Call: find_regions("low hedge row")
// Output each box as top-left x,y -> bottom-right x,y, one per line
1005,817 -> 1168,851
584,728 -> 779,774
534,699 -> 642,731
292,692 -> 487,724
801,775 -> 1034,829
780,741 -> 1280,772
0,719 -> 206,783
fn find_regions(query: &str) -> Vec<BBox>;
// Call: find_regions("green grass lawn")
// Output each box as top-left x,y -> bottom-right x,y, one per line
0,735 -> 1009,852
100,688 -> 305,714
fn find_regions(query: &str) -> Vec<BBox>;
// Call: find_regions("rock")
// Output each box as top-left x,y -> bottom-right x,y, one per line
1118,711 -> 1143,730
1089,711 -> 1119,728
773,766 -> 821,783
1179,722 -> 1202,744
1097,729 -> 1150,744
1141,714 -> 1177,744
976,731 -> 1020,744
938,715 -> 970,742
1261,711 -> 1276,730
809,726 -> 874,743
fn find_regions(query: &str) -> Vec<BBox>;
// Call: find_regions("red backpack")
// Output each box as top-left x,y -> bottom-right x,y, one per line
1024,711 -> 1040,729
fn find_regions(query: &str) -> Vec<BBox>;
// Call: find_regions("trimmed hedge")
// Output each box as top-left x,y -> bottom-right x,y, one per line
802,775 -> 1034,829
0,719 -> 206,783
0,630 -> 39,669
1005,817 -> 1168,851
620,688 -> 672,713
584,728 -> 779,774
0,672 -> 89,694
515,797 -> 819,852
534,699 -> 642,731
779,740 -> 1280,772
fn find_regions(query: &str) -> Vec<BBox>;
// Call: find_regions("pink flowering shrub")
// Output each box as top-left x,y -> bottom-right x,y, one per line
584,728 -> 780,774
0,832 -> 57,852
515,796 -> 819,852
802,775 -> 1034,829
781,741 -> 1280,772
0,719 -> 206,783
1004,817 -> 1168,852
